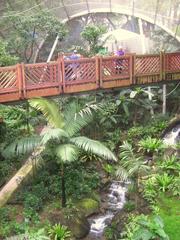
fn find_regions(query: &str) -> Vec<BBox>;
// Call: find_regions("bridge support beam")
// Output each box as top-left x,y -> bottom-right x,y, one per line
162,84 -> 167,115
138,18 -> 146,54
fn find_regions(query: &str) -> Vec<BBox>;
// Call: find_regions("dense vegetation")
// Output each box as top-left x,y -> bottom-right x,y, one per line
0,83 -> 179,239
0,2 -> 179,239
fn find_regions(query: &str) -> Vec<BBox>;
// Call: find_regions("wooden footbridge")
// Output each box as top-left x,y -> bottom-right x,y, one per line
0,52 -> 180,103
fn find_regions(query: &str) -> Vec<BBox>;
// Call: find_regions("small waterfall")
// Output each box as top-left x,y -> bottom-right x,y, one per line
87,181 -> 128,239
163,124 -> 180,145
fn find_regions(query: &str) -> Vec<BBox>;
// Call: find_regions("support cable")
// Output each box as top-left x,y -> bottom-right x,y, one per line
61,0 -> 70,20
174,20 -> 179,38
0,0 -> 47,19
154,0 -> 160,26
86,0 -> 90,13
166,81 -> 180,97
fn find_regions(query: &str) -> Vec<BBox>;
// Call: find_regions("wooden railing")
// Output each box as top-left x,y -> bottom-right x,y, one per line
0,52 -> 180,103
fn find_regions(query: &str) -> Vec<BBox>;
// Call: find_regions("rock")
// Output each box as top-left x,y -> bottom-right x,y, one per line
76,198 -> 100,217
68,215 -> 90,239
111,210 -> 129,232
164,147 -> 177,157
101,177 -> 110,186
162,114 -> 180,137
48,211 -> 90,239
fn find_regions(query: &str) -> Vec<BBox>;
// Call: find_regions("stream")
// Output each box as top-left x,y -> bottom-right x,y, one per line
84,124 -> 180,239
163,124 -> 180,145
86,181 -> 128,239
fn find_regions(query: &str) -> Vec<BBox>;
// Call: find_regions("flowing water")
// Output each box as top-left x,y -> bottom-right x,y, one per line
163,124 -> 180,145
86,181 -> 128,239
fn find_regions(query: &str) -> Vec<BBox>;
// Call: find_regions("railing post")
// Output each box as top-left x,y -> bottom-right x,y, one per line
129,54 -> 134,85
61,57 -> 65,93
16,64 -> 23,100
50,64 -> 53,82
99,56 -> 103,88
21,63 -> 26,99
160,51 -> 165,81
57,57 -> 63,93
95,56 -> 100,89
133,54 -> 136,84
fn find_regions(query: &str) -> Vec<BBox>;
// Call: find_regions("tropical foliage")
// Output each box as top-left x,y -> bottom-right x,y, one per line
0,10 -> 68,63
0,39 -> 18,66
120,215 -> 169,240
48,224 -> 71,240
4,98 -> 116,207
81,24 -> 107,55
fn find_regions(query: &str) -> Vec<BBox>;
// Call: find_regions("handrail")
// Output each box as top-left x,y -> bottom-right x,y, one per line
0,52 -> 180,103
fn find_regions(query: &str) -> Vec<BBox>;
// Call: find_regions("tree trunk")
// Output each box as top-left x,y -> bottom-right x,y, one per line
33,35 -> 48,63
135,176 -> 139,209
61,163 -> 66,207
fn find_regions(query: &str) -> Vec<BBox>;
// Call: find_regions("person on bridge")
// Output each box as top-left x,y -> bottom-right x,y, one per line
68,50 -> 81,80
114,46 -> 125,74
115,46 -> 125,57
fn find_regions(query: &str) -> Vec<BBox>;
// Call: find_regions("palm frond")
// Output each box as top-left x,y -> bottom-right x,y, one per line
29,98 -> 64,129
70,136 -> 117,161
77,102 -> 102,117
41,128 -> 69,145
55,144 -> 79,163
115,166 -> 129,182
120,141 -> 138,163
2,136 -> 41,157
64,102 -> 93,137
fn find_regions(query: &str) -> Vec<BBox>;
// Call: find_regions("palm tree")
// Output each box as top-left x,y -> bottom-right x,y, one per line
5,98 -> 117,207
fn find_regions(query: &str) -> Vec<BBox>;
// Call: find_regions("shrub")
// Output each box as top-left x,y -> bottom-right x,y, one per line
24,193 -> 43,212
124,201 -> 136,212
156,173 -> 174,192
170,174 -> 180,197
120,214 -> 169,240
143,177 -> 158,204
139,137 -> 164,155
158,155 -> 180,174
22,228 -> 49,240
48,224 -> 71,240
0,207 -> 9,224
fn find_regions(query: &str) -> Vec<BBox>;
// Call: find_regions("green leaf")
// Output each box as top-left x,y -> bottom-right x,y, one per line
155,228 -> 168,238
3,136 -> 41,157
55,144 -> 79,163
64,102 -> 92,137
134,228 -> 153,240
154,215 -> 164,228
123,104 -> 129,116
70,136 -> 117,161
29,98 -> 64,129
41,128 -> 69,144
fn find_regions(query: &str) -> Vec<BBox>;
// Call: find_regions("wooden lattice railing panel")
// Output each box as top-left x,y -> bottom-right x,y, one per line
64,58 -> 96,84
101,56 -> 130,80
165,53 -> 180,72
24,62 -> 60,89
0,66 -> 18,92
0,52 -> 179,103
135,55 -> 160,75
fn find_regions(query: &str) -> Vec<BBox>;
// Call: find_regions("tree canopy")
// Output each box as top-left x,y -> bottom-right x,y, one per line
0,9 -> 68,63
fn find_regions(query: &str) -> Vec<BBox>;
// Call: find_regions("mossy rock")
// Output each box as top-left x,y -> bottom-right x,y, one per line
76,198 -> 100,217
67,215 -> 90,239
48,211 -> 90,239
